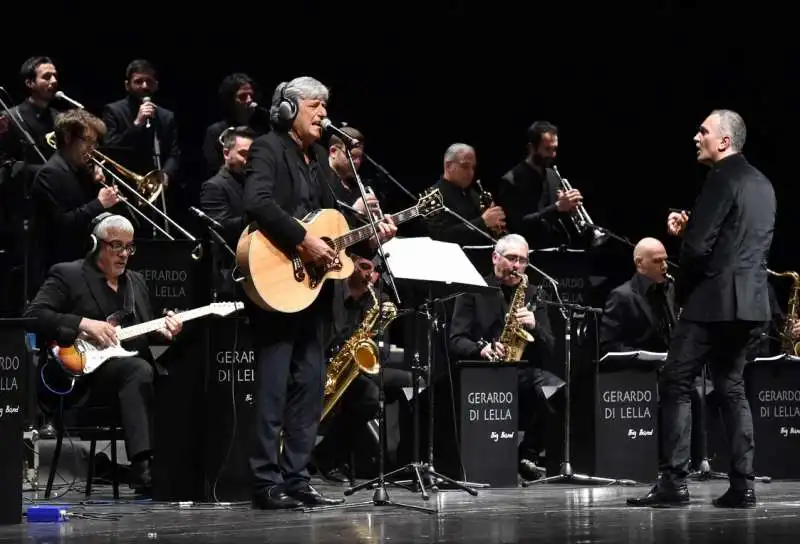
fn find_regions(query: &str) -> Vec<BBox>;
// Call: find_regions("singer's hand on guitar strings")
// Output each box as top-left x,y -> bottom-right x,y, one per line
158,310 -> 182,341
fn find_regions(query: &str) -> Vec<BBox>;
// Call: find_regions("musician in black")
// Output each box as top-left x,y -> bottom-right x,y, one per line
202,73 -> 269,177
243,76 -> 396,509
326,125 -> 383,226
101,60 -> 180,191
426,143 -> 505,274
199,126 -> 255,299
495,121 -> 586,249
0,56 -> 61,309
24,213 -> 183,497
449,234 -> 557,480
30,109 -> 124,280
628,109 -> 775,508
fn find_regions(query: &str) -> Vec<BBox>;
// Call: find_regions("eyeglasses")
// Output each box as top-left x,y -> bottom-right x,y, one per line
101,240 -> 136,255
502,254 -> 529,265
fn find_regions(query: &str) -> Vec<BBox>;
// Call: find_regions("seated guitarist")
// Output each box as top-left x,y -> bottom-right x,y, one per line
243,76 -> 396,510
24,213 -> 182,497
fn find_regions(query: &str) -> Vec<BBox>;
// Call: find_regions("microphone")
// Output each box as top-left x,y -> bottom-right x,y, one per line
55,91 -> 85,109
142,96 -> 152,128
320,118 -> 359,147
189,206 -> 223,231
665,272 -> 675,283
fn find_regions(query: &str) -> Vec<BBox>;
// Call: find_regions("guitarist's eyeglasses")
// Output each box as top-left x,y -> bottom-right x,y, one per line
102,240 -> 137,255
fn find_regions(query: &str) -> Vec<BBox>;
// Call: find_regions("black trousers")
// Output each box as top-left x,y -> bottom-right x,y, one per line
40,356 -> 155,460
315,373 -> 380,468
659,319 -> 762,490
518,366 -> 553,459
249,309 -> 326,493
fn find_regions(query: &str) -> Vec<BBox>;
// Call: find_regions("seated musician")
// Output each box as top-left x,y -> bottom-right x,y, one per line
449,233 -> 556,480
599,237 -> 704,468
314,254 -> 403,483
199,125 -> 255,298
24,213 -> 183,497
326,125 -> 383,225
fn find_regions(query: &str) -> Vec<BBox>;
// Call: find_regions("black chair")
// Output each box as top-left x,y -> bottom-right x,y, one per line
44,402 -> 124,500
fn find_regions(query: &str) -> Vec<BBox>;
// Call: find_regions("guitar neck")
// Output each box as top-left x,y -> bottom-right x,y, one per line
117,306 -> 211,341
334,206 -> 419,251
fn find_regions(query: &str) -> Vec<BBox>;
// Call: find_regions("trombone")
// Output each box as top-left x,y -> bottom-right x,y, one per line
45,132 -> 203,261
552,165 -> 608,248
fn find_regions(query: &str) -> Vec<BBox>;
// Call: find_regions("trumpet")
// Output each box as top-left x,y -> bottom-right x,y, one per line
45,131 -> 203,261
552,166 -> 608,248
475,179 -> 506,236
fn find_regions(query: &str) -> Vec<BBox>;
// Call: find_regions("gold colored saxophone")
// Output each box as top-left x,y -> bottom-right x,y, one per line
492,270 -> 535,362
768,268 -> 800,356
321,283 -> 398,421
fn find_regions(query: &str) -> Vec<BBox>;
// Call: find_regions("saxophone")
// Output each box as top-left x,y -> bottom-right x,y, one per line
493,270 -> 535,362
768,269 -> 800,356
321,283 -> 398,421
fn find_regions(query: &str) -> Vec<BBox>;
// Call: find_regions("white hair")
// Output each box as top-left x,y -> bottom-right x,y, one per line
94,214 -> 134,239
269,76 -> 329,126
444,143 -> 475,163
494,234 -> 528,256
711,109 -> 747,152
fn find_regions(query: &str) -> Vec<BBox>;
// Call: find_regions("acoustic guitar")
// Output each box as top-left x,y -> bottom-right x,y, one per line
235,188 -> 444,313
50,301 -> 244,376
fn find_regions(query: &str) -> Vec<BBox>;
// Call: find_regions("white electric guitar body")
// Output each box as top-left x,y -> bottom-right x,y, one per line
50,301 -> 243,376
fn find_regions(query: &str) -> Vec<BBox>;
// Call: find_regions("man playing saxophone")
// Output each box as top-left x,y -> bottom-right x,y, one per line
449,234 -> 557,480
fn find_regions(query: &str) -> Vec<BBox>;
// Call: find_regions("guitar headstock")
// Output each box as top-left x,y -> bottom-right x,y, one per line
209,301 -> 245,316
416,188 -> 444,217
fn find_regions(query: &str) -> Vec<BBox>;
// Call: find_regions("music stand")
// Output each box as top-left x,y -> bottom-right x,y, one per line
359,238 -> 496,500
524,300 -> 636,487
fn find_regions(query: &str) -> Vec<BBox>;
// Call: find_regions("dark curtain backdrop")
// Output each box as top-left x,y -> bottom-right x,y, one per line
2,2 -> 798,272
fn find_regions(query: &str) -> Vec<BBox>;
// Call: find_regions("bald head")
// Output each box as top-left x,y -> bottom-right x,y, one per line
634,237 -> 668,283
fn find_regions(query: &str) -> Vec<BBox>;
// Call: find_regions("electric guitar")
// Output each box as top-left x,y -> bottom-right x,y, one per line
50,301 -> 244,376
235,188 -> 444,313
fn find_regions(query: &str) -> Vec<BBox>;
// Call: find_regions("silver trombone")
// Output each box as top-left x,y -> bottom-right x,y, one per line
45,132 -> 203,261
552,165 -> 608,247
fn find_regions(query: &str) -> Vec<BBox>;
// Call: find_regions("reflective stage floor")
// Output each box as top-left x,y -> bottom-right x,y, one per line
3,478 -> 800,543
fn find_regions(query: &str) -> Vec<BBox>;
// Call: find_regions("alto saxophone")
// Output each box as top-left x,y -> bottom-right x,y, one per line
768,268 -> 800,356
321,283 -> 398,421
492,270 -> 535,362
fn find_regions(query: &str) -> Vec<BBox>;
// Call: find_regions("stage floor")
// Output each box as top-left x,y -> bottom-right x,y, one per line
3,478 -> 800,542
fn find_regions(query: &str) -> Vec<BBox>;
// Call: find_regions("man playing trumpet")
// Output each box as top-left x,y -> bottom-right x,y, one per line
31,110 -> 124,278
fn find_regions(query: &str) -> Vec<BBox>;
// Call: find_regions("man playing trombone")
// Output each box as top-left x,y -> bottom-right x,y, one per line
30,109 -> 127,279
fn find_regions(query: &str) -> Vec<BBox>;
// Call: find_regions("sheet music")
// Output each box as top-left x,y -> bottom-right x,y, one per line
754,354 -> 800,363
600,350 -> 668,362
383,237 -> 487,286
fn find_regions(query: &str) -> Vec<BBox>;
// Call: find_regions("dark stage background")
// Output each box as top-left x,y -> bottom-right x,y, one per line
2,3 -> 798,273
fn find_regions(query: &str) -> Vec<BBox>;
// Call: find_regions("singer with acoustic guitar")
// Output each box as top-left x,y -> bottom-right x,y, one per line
240,76 -> 396,510
24,213 -> 183,497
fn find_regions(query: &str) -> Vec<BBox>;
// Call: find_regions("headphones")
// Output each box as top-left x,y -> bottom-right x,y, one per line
273,82 -> 298,128
88,212 -> 114,255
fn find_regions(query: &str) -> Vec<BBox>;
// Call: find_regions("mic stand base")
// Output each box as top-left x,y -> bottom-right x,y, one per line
523,302 -> 637,489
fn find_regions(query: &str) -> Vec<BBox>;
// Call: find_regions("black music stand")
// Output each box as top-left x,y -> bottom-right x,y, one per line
524,299 -> 636,487
0,317 -> 35,525
356,238 -> 496,501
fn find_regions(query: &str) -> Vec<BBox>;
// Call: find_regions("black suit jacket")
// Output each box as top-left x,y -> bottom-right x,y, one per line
24,259 -> 155,355
200,167 -> 245,297
677,154 -> 776,322
101,97 -> 180,180
599,273 -> 677,354
449,273 -> 555,364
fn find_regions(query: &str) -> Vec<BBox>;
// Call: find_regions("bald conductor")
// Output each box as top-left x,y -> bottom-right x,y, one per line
599,237 -> 677,354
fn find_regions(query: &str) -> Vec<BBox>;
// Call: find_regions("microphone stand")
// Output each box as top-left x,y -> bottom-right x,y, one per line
0,93 -> 48,309
345,145 -> 401,306
203,224 -> 235,303
362,152 -> 417,202
523,298 -> 636,487
584,222 -> 680,269
335,200 -> 369,225
151,122 -> 169,236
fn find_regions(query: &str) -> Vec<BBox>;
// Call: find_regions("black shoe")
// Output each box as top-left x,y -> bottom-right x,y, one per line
712,488 -> 756,508
319,465 -> 352,486
130,460 -> 152,497
519,458 -> 545,481
627,483 -> 690,507
252,486 -> 303,510
287,484 -> 345,506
